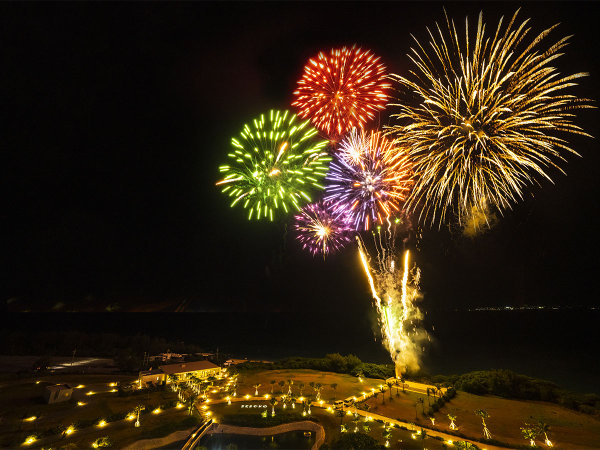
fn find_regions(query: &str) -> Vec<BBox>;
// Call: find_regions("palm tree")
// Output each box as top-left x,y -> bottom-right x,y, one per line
298,382 -> 305,397
187,392 -> 200,416
362,423 -> 371,433
448,413 -> 458,430
330,383 -> 338,400
417,397 -> 424,415
269,397 -> 277,416
426,387 -> 431,406
435,384 -> 443,400
253,383 -> 261,396
536,419 -> 553,447
314,383 -> 323,401
520,423 -> 539,447
386,381 -> 393,400
270,380 -> 276,394
134,404 -> 144,427
379,385 -> 386,404
475,409 -> 492,440
382,427 -> 392,448
278,380 -> 285,393
287,379 -> 293,395
290,394 -> 296,409
352,413 -> 360,433
413,402 -> 418,420
336,408 -> 345,428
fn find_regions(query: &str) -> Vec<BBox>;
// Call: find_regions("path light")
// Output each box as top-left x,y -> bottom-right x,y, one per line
64,425 -> 75,436
86,391 -> 94,396
75,385 -> 85,389
23,416 -> 37,422
23,436 -> 37,446
35,381 -> 40,384
227,397 -> 231,405
108,382 -> 117,387
245,394 -> 250,399
97,420 -> 107,428
176,402 -> 184,409
77,401 -> 86,406
127,413 -> 136,421
152,408 -> 161,414
446,441 -> 454,446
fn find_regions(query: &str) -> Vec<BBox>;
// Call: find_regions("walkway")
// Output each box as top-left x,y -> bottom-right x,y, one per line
122,427 -> 195,449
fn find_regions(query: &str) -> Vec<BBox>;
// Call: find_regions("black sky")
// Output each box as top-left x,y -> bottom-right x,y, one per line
2,2 -> 599,313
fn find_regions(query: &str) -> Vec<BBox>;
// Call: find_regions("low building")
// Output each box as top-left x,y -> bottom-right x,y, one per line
160,360 -> 221,382
44,384 -> 73,404
138,368 -> 166,388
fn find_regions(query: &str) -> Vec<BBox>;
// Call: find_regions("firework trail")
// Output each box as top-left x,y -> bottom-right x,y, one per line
294,200 -> 354,257
216,110 -> 331,221
356,220 -> 426,377
387,9 -> 593,228
325,129 -> 413,231
292,45 -> 390,140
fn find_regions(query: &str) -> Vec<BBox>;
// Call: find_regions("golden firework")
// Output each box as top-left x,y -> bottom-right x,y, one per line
387,9 -> 593,227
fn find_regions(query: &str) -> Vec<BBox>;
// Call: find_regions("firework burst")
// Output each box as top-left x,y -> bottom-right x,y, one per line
292,45 -> 391,139
324,129 -> 413,231
387,9 -> 593,227
216,110 -> 331,221
294,201 -> 353,256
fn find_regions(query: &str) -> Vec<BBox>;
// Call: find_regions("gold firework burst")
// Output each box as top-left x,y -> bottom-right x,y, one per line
387,9 -> 594,227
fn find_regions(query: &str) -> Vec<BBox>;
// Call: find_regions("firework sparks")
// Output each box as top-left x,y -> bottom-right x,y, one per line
292,45 -> 390,139
387,9 -> 593,227
217,110 -> 331,221
294,201 -> 353,257
356,224 -> 425,377
324,129 -> 413,231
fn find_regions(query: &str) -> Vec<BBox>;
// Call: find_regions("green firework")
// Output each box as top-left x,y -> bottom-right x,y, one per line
217,110 -> 331,221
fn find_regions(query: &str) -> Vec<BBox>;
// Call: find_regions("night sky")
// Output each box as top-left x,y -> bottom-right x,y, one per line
2,2 -> 599,314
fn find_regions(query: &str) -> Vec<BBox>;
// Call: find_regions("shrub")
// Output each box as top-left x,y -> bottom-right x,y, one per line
331,432 -> 384,450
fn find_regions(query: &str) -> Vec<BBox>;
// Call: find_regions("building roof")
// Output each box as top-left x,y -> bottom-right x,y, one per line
159,360 -> 219,375
139,369 -> 163,376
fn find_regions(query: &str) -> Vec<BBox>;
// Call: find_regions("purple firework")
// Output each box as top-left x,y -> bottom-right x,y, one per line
294,201 -> 353,256
324,129 -> 412,231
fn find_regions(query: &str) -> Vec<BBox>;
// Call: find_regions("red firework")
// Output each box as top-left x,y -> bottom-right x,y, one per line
292,45 -> 390,139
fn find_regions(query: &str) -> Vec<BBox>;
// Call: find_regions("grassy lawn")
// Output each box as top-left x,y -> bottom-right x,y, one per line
435,391 -> 600,450
361,388 -> 600,450
234,368 -> 385,401
0,373 -> 198,448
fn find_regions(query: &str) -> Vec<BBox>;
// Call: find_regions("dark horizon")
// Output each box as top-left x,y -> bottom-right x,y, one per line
2,2 -> 598,314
